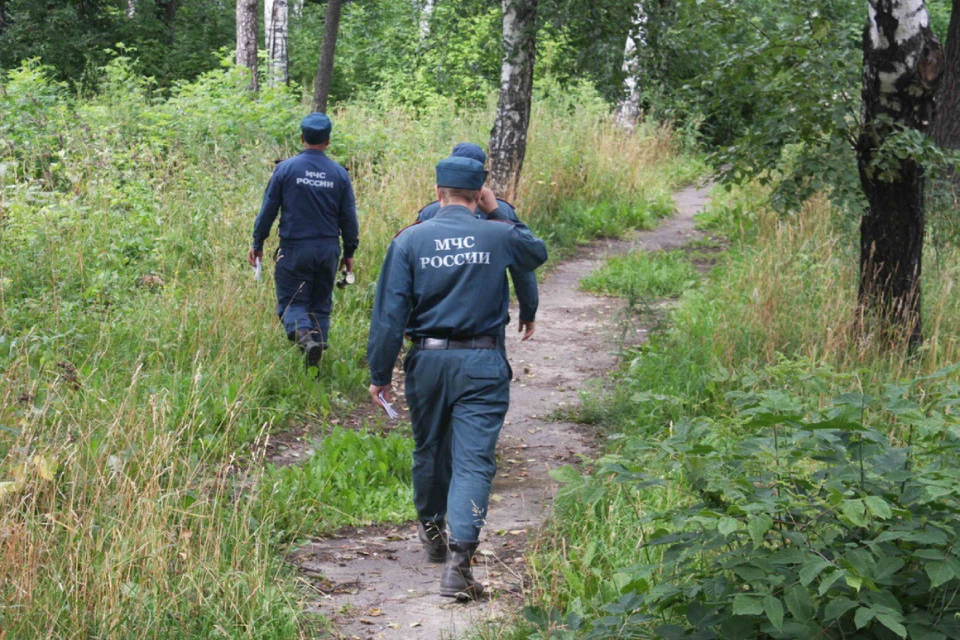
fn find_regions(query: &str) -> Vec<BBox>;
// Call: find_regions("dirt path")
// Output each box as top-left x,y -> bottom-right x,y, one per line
291,184 -> 712,639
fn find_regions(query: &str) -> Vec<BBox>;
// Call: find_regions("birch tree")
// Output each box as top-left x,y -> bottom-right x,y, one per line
614,4 -> 644,129
236,0 -> 258,92
489,0 -> 539,200
126,0 -> 137,18
857,0 -> 944,345
265,0 -> 289,87
420,0 -> 436,40
313,0 -> 343,112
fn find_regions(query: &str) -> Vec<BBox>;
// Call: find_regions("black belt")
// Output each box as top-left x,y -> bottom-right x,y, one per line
414,336 -> 499,350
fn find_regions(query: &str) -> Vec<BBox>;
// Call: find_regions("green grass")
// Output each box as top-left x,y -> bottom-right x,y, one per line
257,427 -> 416,539
580,249 -> 699,300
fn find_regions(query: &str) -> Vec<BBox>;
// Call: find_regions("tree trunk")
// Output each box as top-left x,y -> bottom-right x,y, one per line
931,0 -> 960,149
236,0 -> 259,92
265,0 -> 289,87
614,3 -> 643,129
312,0 -> 344,112
857,0 -> 944,346
293,0 -> 304,19
420,0 -> 436,40
930,0 -> 960,196
488,0 -> 539,201
0,0 -> 8,30
156,0 -> 177,44
126,0 -> 136,18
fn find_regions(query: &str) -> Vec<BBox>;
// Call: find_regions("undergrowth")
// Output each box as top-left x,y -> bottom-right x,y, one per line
0,56 -> 701,635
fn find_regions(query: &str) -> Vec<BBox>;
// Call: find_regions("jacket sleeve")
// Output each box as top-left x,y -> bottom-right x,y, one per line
507,226 -> 548,274
252,165 -> 283,251
339,169 -> 360,259
496,202 -> 539,322
367,241 -> 413,386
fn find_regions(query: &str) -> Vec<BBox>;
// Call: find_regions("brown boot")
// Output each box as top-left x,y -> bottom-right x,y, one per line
417,520 -> 448,564
440,539 -> 483,600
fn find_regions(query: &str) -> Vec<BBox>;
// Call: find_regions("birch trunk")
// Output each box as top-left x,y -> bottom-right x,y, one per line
236,0 -> 259,92
293,0 -> 304,19
488,0 -> 539,201
127,0 -> 136,18
313,0 -> 344,112
857,0 -> 944,345
265,0 -> 289,87
420,0 -> 436,40
614,5 -> 644,129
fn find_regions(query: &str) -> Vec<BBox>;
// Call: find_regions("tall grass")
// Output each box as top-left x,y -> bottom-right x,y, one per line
0,57 -> 698,635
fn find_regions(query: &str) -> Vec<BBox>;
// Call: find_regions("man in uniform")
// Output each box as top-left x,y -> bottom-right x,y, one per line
417,143 -> 539,341
247,112 -> 359,371
367,156 -> 548,600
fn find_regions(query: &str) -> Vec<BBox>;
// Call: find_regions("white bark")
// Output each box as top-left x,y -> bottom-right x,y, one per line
489,0 -> 538,199
265,0 -> 290,87
126,0 -> 136,18
293,0 -> 304,19
420,0 -> 436,40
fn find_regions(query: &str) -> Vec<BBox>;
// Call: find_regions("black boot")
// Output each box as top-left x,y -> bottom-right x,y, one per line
440,539 -> 483,601
294,329 -> 324,370
417,520 -> 447,564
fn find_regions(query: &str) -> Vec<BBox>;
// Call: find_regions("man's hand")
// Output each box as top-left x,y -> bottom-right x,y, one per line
518,320 -> 536,341
369,384 -> 390,406
247,248 -> 263,267
340,257 -> 355,272
477,186 -> 499,214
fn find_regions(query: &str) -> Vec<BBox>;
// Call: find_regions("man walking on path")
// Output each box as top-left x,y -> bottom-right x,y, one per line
367,156 -> 548,600
417,143 -> 539,341
247,112 -> 359,371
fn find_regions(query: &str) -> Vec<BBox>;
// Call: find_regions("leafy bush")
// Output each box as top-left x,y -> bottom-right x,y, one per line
531,364 -> 960,640
581,250 -> 699,300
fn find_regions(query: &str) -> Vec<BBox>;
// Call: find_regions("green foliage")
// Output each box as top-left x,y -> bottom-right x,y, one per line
257,427 -> 416,539
581,250 -> 699,300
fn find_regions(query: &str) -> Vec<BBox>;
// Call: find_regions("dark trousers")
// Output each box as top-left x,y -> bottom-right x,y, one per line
404,347 -> 510,542
274,242 -> 340,344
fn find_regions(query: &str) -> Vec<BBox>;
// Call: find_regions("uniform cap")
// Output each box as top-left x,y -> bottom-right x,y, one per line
451,142 -> 487,165
436,156 -> 487,190
301,112 -> 332,144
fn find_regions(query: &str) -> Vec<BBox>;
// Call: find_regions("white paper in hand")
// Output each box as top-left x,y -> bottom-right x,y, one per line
378,392 -> 399,420
253,257 -> 262,281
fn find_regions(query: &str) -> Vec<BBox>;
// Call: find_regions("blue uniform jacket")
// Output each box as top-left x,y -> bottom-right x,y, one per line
252,149 -> 359,257
367,205 -> 548,386
418,199 -> 539,322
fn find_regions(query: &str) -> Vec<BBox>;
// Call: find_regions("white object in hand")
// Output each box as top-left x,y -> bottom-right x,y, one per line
378,392 -> 399,420
253,256 -> 262,281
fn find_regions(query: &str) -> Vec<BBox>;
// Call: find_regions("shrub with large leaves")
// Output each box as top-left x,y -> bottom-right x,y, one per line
625,369 -> 960,639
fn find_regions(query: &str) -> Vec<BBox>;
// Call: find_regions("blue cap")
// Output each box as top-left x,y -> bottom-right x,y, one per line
436,156 -> 487,190
301,112 -> 332,144
451,142 -> 487,165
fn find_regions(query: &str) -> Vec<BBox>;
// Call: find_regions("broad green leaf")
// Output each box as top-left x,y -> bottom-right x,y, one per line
784,585 -> 816,622
732,594 -> 764,616
854,607 -> 875,629
925,561 -> 955,588
864,495 -> 891,519
718,517 -> 739,537
748,514 -> 773,546
549,465 -> 582,485
875,612 -> 907,638
840,500 -> 868,527
824,598 -> 858,620
799,558 -> 831,586
763,596 -> 784,630
845,574 -> 863,591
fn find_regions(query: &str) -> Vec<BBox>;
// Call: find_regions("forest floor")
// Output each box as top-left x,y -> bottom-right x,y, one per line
279,184 -> 712,639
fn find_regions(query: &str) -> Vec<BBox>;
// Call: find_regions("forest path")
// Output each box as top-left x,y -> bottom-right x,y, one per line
292,184 -> 712,639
